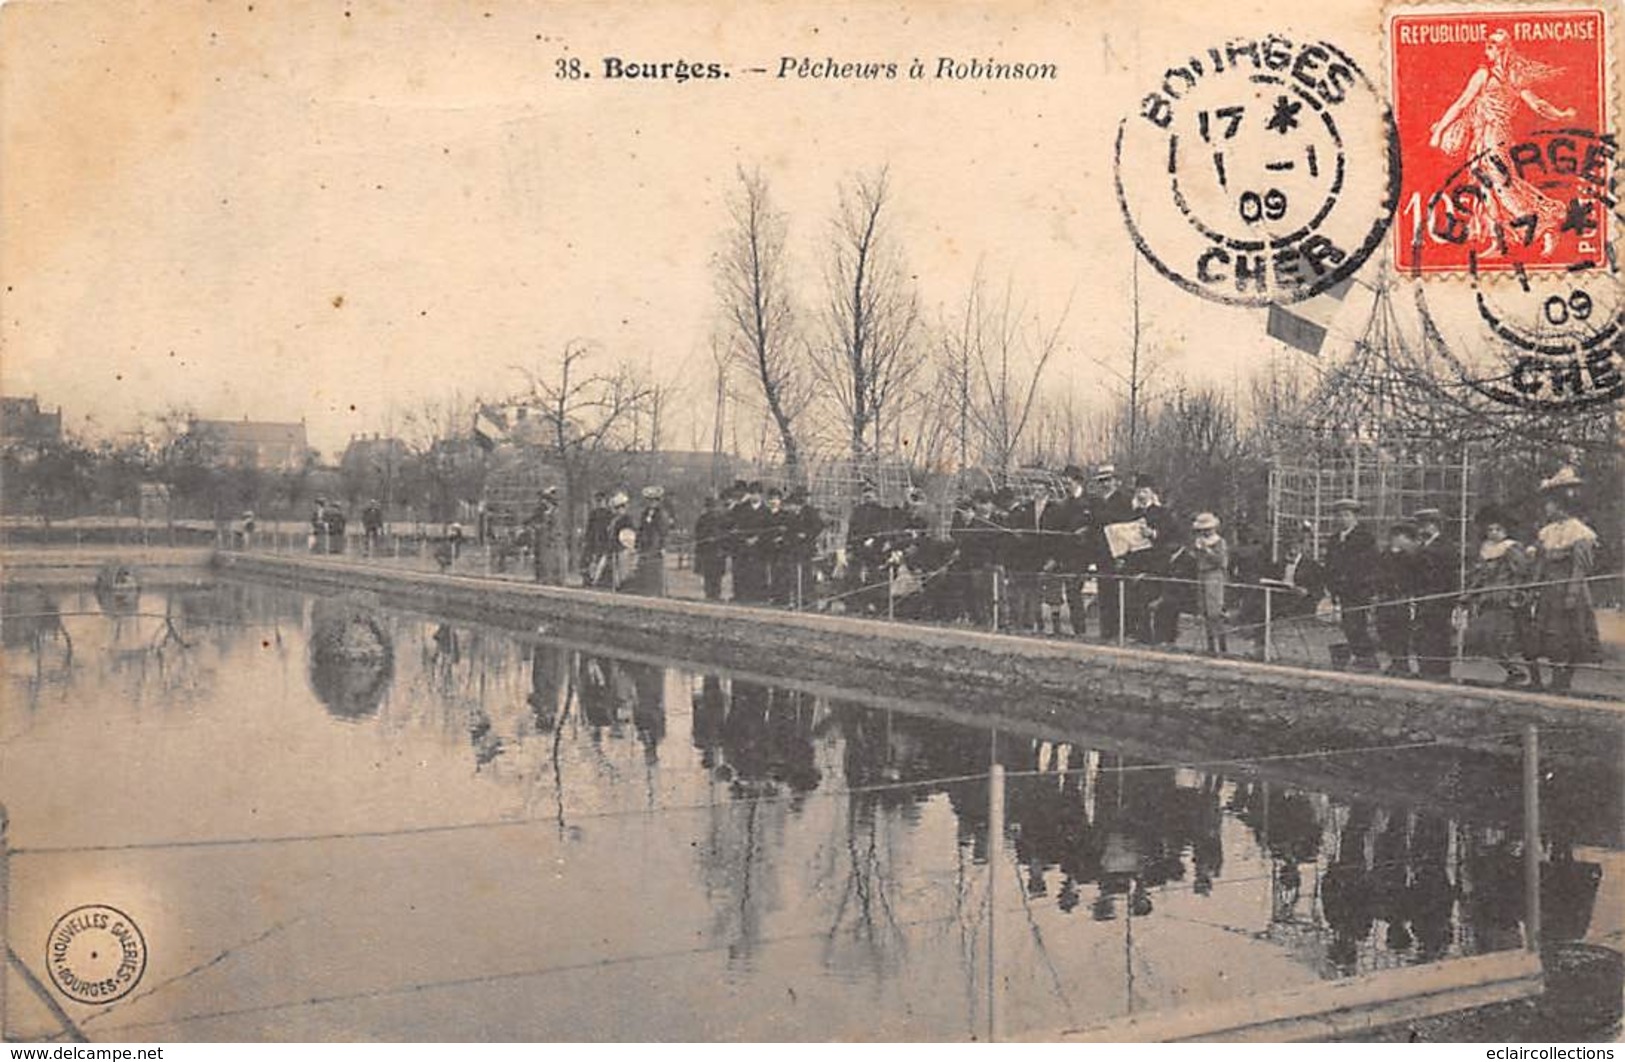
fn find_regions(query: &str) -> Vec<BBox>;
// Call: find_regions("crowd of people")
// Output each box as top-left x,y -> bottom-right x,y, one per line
293,459 -> 1605,692
683,463 -> 1605,690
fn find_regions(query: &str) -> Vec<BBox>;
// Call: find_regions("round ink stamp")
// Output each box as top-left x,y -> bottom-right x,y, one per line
1413,128 -> 1623,411
47,904 -> 148,1005
1116,35 -> 1400,306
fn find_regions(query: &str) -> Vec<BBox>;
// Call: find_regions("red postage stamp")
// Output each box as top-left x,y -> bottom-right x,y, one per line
1389,6 -> 1611,274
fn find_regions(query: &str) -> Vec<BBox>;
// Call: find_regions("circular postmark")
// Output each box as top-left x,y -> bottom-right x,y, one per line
1413,128 -> 1622,411
1116,35 -> 1400,306
46,904 -> 148,1005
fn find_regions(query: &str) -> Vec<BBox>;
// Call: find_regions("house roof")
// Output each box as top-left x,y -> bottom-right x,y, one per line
192,420 -> 308,447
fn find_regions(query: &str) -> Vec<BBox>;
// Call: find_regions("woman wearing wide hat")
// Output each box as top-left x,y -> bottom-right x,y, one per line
1531,468 -> 1600,692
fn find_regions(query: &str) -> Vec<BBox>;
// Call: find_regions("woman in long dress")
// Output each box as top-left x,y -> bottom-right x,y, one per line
1531,472 -> 1599,693
1427,29 -> 1577,256
1462,506 -> 1536,687
1190,512 -> 1229,656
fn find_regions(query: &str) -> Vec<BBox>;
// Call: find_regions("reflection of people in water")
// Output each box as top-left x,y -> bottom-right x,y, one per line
527,644 -> 564,733
624,661 -> 666,763
577,655 -> 629,733
1427,29 -> 1576,256
691,674 -> 727,771
1322,804 -> 1377,974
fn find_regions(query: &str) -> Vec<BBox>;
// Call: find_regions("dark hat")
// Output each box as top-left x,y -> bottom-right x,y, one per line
1388,520 -> 1418,539
732,479 -> 749,492
765,486 -> 783,499
1062,464 -> 1088,481
1329,498 -> 1361,512
1412,507 -> 1443,524
1134,473 -> 1157,490
746,481 -> 763,493
1474,504 -> 1511,528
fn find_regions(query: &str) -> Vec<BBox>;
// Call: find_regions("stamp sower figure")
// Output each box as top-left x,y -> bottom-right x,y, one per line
1410,507 -> 1457,680
1324,498 -> 1378,670
1190,512 -> 1229,656
1376,521 -> 1421,677
1463,505 -> 1537,688
693,495 -> 728,601
1427,28 -> 1577,257
1531,468 -> 1600,693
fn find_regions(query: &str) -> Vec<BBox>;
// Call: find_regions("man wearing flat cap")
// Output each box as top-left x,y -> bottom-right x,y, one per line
1324,498 -> 1378,670
1091,463 -> 1135,641
1044,464 -> 1096,636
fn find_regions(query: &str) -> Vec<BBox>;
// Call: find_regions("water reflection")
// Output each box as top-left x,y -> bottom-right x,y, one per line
308,596 -> 395,720
2,582 -> 1618,1040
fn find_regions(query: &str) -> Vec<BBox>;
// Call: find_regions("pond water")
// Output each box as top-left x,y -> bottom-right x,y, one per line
1,581 -> 1619,1041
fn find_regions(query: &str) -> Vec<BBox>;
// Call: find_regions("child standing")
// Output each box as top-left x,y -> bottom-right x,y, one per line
1191,512 -> 1229,655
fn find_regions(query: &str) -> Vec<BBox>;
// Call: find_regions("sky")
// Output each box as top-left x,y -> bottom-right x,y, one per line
2,0 -> 1398,460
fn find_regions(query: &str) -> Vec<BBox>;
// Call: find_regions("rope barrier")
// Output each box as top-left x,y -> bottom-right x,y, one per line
8,770 -> 996,858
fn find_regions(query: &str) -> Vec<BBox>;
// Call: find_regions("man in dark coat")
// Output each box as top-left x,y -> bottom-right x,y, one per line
763,487 -> 793,605
1002,490 -> 1047,633
1122,474 -> 1175,644
784,489 -> 824,609
1375,521 -> 1421,676
693,495 -> 728,601
1045,465 -> 1096,636
1091,464 -> 1135,641
729,483 -> 771,604
582,492 -> 612,586
1411,507 -> 1457,680
952,490 -> 1002,628
845,484 -> 891,615
1324,498 -> 1378,670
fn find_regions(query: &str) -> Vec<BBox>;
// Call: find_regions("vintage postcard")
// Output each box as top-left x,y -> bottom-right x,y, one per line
1,0 -> 1620,1046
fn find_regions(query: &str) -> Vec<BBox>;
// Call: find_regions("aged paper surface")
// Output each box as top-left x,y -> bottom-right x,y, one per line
2,0 -> 1620,1045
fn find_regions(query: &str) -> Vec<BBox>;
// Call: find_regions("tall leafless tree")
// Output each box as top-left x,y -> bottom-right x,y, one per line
512,340 -> 655,563
939,267 -> 1070,474
812,167 -> 924,460
715,168 -> 807,480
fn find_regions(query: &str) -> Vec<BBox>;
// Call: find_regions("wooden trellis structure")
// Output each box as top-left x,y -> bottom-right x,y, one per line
1267,279 -> 1476,582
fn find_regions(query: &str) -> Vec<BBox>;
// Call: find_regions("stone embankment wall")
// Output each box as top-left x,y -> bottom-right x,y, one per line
215,552 -> 1623,761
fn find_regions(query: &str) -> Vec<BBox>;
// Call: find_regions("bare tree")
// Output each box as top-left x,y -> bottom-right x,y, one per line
940,267 -> 1070,474
811,167 -> 924,460
512,340 -> 656,562
715,168 -> 807,480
